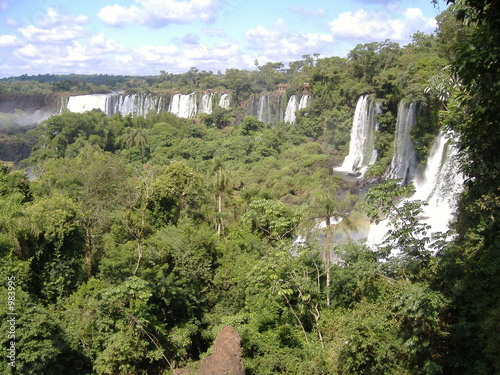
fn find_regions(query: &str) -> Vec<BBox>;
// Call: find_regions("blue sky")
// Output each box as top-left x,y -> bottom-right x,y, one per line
0,0 -> 448,78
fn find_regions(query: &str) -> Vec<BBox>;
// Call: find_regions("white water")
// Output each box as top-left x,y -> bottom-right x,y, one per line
368,131 -> 464,247
168,93 -> 198,118
284,95 -> 309,123
414,131 -> 464,234
386,101 -> 418,184
66,94 -> 110,114
112,94 -> 161,117
200,93 -> 213,115
257,95 -> 270,123
219,94 -> 230,109
334,95 -> 379,175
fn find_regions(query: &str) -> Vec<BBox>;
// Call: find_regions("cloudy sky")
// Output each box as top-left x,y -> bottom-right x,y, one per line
0,0 -> 447,78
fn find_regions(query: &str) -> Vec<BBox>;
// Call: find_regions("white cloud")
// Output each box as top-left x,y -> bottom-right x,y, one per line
15,44 -> 41,58
115,55 -> 134,64
245,20 -> 333,62
289,6 -> 326,18
99,0 -> 222,27
328,7 -> 436,44
1,0 -> 8,11
36,7 -> 89,27
137,45 -> 181,63
90,33 -> 124,53
66,41 -> 93,62
17,8 -> 88,45
98,4 -> 144,26
18,24 -> 87,44
0,34 -> 20,47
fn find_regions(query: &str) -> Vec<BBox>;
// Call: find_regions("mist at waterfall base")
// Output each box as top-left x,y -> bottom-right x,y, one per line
63,92 -> 309,124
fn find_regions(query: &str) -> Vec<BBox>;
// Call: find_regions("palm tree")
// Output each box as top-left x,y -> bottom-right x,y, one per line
309,189 -> 356,306
120,127 -> 148,162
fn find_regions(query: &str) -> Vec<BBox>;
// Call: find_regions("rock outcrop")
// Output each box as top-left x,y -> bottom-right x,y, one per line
197,326 -> 245,375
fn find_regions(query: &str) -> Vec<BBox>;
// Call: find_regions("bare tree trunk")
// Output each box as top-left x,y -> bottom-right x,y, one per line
325,216 -> 331,307
84,226 -> 93,277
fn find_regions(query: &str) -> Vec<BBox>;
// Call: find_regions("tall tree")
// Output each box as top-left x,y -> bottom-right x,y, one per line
438,0 -> 500,373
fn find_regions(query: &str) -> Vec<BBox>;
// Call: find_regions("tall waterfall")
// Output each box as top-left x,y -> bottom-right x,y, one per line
335,95 -> 379,175
412,131 -> 464,234
257,95 -> 270,123
386,101 -> 418,183
368,131 -> 464,246
284,94 -> 309,123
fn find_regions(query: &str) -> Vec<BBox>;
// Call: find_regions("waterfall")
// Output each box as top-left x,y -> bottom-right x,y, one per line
63,92 -> 298,122
218,94 -> 230,109
257,95 -> 270,123
284,94 -> 309,123
112,94 -> 161,117
168,93 -> 197,119
334,95 -> 380,175
65,94 -> 110,114
368,131 -> 464,246
298,94 -> 309,111
200,92 -> 213,115
386,101 -> 418,184
413,131 -> 464,234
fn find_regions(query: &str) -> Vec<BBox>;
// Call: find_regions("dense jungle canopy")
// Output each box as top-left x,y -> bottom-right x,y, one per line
0,0 -> 499,374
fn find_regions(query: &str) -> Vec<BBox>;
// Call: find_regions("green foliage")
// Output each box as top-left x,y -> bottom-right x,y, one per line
0,11 -> 494,374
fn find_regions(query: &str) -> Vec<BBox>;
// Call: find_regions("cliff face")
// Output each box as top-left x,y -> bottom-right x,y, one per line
0,94 -> 60,129
0,94 -> 60,115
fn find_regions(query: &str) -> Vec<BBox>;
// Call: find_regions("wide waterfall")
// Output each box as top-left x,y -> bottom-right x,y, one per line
66,94 -> 111,114
63,92 -> 313,123
110,94 -> 163,117
368,131 -> 464,246
335,95 -> 379,175
284,94 -> 309,123
64,92 -> 229,119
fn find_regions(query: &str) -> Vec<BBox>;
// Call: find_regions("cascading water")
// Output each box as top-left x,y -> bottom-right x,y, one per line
112,94 -> 162,117
65,94 -> 110,114
168,93 -> 198,119
367,131 -> 464,247
284,95 -> 298,123
334,95 -> 380,175
63,92 -> 298,122
386,101 -> 418,184
284,94 -> 309,123
219,94 -> 230,109
413,131 -> 464,234
257,95 -> 270,123
199,93 -> 213,115
298,95 -> 309,111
